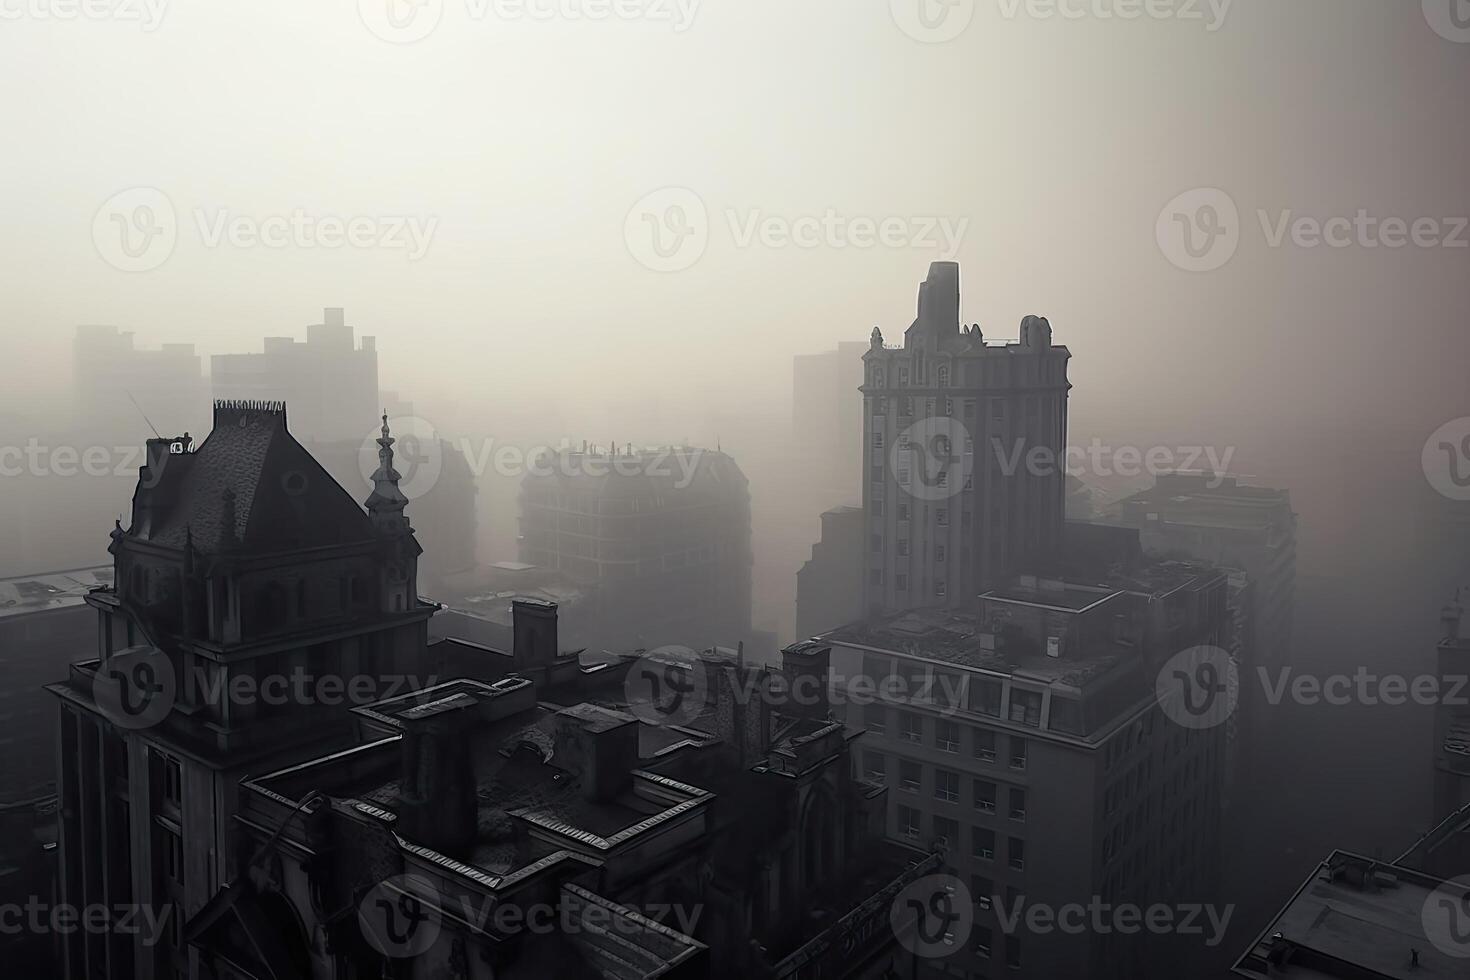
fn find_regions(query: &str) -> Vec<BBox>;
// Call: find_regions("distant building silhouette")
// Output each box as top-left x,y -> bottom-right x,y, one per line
211,307 -> 379,443
73,324 -> 207,437
792,341 -> 866,500
863,262 -> 1071,617
517,446 -> 753,652
1433,589 -> 1470,823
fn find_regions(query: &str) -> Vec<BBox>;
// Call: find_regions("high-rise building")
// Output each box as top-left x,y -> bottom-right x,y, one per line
826,558 -> 1230,979
793,341 -> 867,500
1104,472 -> 1296,759
518,446 -> 753,651
73,325 -> 208,438
46,401 -> 435,979
862,262 -> 1072,617
211,307 -> 379,443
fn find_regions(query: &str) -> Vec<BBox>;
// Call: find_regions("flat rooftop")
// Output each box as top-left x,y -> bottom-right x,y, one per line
1234,851 -> 1465,979
828,606 -> 1129,687
252,679 -> 715,881
0,566 -> 112,620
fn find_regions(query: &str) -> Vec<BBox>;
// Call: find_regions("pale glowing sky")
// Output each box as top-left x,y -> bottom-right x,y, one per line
1,0 -> 1466,449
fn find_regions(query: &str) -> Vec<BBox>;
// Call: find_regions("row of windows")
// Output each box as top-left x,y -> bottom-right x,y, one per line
865,709 -> 1030,768
895,805 -> 1028,872
868,753 -> 1029,820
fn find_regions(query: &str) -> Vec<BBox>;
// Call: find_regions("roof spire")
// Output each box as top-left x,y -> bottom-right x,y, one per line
365,410 -> 410,526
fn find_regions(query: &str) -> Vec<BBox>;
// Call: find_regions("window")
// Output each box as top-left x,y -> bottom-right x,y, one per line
872,432 -> 884,449
935,579 -> 947,598
898,467 -> 910,486
864,704 -> 887,735
937,508 -> 948,527
872,498 -> 885,517
938,365 -> 950,387
897,539 -> 910,557
864,752 -> 886,780
990,399 -> 1006,421
1010,788 -> 1027,821
943,397 -> 954,416
936,543 -> 946,562
935,719 -> 960,752
1050,696 -> 1083,735
1009,837 -> 1026,871
1010,738 -> 1028,770
897,502 -> 910,522
973,827 -> 995,861
870,568 -> 884,586
972,876 -> 994,910
870,534 -> 883,553
1005,935 -> 1022,968
1009,689 -> 1042,728
896,573 -> 908,592
900,712 -> 924,743
935,470 -> 947,489
900,760 -> 922,793
935,769 -> 960,803
975,925 -> 992,957
934,816 -> 959,848
899,805 -> 921,838
974,779 -> 997,813
870,465 -> 884,484
973,728 -> 997,762
898,366 -> 910,385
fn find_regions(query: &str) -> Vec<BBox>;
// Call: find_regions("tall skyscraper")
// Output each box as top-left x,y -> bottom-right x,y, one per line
46,402 -> 434,979
792,341 -> 867,500
1104,472 -> 1296,761
862,262 -> 1071,618
210,307 -> 379,443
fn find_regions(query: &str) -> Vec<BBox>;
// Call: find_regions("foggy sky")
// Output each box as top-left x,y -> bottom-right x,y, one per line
2,0 -> 1466,452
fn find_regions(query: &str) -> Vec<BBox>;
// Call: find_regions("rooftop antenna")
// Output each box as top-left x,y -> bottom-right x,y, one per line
125,392 -> 161,439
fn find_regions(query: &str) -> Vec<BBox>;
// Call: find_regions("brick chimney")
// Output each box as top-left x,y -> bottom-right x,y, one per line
710,661 -> 772,768
397,692 -> 479,856
552,704 -> 639,802
513,599 -> 559,671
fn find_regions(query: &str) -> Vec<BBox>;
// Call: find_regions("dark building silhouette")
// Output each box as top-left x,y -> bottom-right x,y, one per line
795,505 -> 863,641
518,446 -> 753,652
862,262 -> 1072,617
46,402 -> 436,979
197,635 -> 940,979
1433,589 -> 1470,822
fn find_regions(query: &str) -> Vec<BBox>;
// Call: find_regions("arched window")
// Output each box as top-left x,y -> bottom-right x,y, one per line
938,364 -> 950,387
